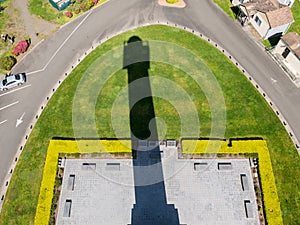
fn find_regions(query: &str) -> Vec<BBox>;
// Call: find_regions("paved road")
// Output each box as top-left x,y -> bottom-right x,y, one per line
1,0 -> 299,197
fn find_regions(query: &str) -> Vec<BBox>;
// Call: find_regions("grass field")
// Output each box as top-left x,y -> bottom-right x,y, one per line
213,0 -> 236,19
29,0 -> 66,24
0,25 -> 299,225
289,0 -> 300,34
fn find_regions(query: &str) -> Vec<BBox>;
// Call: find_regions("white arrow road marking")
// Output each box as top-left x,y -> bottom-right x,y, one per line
0,101 -> 19,111
16,112 -> 25,127
271,77 -> 277,83
0,84 -> 31,97
0,120 -> 7,125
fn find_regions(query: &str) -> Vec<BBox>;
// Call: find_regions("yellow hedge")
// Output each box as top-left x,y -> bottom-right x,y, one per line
182,139 -> 283,225
34,139 -> 131,225
52,139 -> 132,154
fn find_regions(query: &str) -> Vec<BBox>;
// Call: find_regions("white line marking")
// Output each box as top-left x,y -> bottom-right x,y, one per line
0,120 -> 7,125
271,77 -> 277,83
0,84 -> 31,97
0,101 -> 19,111
24,11 -> 93,77
10,40 -> 45,76
26,69 -> 44,76
43,11 -> 92,70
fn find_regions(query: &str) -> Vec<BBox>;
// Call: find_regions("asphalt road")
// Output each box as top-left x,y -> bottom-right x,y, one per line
0,0 -> 299,195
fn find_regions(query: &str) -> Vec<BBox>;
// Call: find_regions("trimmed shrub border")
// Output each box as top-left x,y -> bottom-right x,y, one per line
34,139 -> 132,224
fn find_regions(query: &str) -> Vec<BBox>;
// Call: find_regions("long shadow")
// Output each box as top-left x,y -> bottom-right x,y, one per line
123,36 -> 180,225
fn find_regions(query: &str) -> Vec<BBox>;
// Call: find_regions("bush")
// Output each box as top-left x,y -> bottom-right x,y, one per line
80,0 -> 94,12
92,0 -> 98,4
65,11 -> 73,18
0,55 -> 17,70
74,7 -> 81,14
166,0 -> 179,3
12,40 -> 29,56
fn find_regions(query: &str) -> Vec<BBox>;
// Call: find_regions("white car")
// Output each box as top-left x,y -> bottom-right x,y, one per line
0,73 -> 26,91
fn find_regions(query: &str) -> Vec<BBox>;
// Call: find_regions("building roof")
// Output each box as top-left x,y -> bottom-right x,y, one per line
282,32 -> 300,58
241,0 -> 294,27
242,0 -> 279,15
266,7 -> 294,28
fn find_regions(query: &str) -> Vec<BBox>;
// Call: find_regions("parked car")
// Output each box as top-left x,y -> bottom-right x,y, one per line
0,73 -> 26,91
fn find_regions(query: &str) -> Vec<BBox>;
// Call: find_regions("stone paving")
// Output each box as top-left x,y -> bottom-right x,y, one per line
56,143 -> 260,225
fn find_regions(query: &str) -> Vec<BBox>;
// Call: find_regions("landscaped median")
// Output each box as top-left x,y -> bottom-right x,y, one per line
182,139 -> 283,225
0,25 -> 298,224
34,139 -> 131,225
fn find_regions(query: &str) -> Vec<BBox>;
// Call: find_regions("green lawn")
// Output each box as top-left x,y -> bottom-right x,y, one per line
28,0 -> 66,24
289,0 -> 300,34
213,0 -> 236,19
0,25 -> 299,225
28,0 -> 107,25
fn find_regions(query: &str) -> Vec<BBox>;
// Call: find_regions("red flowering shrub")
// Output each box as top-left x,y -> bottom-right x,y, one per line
65,11 -> 73,18
12,40 -> 29,56
92,0 -> 98,4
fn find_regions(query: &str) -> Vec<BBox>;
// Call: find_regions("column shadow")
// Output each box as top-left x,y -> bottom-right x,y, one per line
123,36 -> 180,225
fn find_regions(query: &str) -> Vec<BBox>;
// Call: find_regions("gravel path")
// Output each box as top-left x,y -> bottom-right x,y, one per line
11,0 -> 59,46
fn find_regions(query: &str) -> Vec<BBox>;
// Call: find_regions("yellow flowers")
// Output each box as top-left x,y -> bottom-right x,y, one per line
182,139 -> 283,225
34,139 -> 131,225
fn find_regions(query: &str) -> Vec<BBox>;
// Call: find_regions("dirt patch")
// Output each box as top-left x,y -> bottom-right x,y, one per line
11,0 -> 59,46
0,0 -> 59,69
0,1 -> 26,56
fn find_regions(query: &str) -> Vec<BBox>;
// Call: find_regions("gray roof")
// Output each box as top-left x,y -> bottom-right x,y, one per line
241,0 -> 294,27
282,32 -> 300,59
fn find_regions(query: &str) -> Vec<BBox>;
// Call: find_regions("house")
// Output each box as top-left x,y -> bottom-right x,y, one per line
49,0 -> 71,11
277,0 -> 295,7
233,0 -> 294,39
273,32 -> 300,79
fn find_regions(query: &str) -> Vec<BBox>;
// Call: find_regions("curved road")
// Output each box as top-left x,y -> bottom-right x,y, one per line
1,0 -> 299,200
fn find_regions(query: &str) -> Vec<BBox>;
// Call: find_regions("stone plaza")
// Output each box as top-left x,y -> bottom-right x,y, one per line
56,141 -> 260,225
